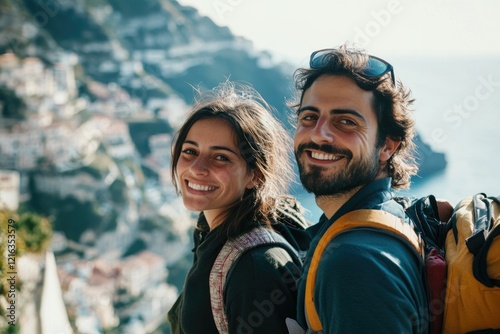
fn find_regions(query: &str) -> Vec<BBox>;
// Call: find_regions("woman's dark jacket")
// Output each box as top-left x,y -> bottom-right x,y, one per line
168,213 -> 304,333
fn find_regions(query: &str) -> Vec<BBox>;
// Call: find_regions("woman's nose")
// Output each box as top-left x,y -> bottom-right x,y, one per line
190,156 -> 209,175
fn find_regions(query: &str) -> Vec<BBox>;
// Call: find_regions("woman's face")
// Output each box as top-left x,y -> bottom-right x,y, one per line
176,118 -> 257,225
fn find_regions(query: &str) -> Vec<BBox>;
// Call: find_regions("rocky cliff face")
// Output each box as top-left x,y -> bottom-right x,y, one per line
6,0 -> 293,122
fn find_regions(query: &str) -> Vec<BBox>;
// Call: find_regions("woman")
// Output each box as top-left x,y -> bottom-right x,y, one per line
167,82 -> 309,333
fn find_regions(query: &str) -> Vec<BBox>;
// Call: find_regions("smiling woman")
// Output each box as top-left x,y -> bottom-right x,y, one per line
175,117 -> 258,228
167,81 -> 310,334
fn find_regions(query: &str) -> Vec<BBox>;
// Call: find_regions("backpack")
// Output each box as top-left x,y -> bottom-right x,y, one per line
442,193 -> 500,333
398,194 -> 448,334
209,196 -> 311,334
304,193 -> 500,334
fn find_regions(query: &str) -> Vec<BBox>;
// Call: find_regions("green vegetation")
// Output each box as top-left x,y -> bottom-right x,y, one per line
127,120 -> 173,157
122,238 -> 147,257
0,85 -> 26,120
30,193 -> 101,242
139,214 -> 176,241
2,323 -> 20,334
107,0 -> 163,18
0,209 -> 52,300
109,179 -> 127,204
15,212 -> 53,254
23,0 -> 108,44
0,209 -> 51,332
27,168 -> 129,242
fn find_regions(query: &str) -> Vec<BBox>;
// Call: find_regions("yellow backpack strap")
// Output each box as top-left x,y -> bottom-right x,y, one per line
304,209 -> 423,332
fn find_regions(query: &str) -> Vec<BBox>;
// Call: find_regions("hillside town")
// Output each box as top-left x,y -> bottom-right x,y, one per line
0,50 -> 194,333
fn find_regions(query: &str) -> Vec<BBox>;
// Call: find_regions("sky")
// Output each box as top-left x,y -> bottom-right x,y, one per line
177,0 -> 500,66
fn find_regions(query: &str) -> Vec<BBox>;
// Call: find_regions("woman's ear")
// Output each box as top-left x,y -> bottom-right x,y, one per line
378,137 -> 401,163
246,170 -> 263,189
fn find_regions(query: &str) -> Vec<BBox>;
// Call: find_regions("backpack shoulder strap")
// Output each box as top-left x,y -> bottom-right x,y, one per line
305,209 -> 423,332
209,227 -> 296,334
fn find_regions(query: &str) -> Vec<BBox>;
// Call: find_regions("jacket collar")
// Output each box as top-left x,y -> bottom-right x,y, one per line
307,178 -> 394,236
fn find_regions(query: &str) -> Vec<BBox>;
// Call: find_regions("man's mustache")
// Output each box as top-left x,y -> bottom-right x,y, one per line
296,142 -> 352,159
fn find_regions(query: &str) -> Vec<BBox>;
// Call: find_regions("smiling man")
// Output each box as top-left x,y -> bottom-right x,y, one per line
289,45 -> 429,333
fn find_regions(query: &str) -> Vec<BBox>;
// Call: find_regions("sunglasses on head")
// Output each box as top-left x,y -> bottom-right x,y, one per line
309,49 -> 396,86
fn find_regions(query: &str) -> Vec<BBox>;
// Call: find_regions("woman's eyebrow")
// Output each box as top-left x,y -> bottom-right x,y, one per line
183,140 -> 239,155
210,145 -> 238,155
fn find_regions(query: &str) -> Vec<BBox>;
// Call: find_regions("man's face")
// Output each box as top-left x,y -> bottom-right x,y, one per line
294,75 -> 384,196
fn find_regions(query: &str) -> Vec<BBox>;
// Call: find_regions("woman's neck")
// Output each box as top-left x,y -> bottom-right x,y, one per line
203,209 -> 227,231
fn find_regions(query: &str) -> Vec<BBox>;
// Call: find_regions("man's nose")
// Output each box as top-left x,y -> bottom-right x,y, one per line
310,118 -> 334,144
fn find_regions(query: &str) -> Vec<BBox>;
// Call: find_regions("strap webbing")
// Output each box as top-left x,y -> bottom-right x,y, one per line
305,209 -> 423,332
209,227 -> 295,334
472,195 -> 500,287
466,193 -> 492,254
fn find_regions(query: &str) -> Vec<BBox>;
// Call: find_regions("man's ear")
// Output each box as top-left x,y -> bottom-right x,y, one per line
379,137 -> 401,163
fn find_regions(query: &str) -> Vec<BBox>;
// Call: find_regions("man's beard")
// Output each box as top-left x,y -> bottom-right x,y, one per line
295,142 -> 380,196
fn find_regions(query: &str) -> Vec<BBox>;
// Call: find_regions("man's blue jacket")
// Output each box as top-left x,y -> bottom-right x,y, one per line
296,178 -> 429,333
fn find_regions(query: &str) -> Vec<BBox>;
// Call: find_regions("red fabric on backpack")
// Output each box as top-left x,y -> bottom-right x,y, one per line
425,248 -> 447,334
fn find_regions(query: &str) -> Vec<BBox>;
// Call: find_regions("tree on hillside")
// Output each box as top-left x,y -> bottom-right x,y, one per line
15,212 -> 53,255
0,86 -> 26,120
0,209 -> 52,323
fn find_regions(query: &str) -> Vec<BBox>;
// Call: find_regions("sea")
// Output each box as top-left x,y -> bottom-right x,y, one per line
291,56 -> 500,223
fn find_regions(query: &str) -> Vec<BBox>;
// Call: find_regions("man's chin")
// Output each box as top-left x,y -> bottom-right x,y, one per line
311,185 -> 363,198
300,173 -> 367,197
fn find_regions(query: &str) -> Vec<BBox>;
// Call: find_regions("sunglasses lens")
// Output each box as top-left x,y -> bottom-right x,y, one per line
364,57 -> 390,76
309,50 -> 394,85
310,50 -> 333,68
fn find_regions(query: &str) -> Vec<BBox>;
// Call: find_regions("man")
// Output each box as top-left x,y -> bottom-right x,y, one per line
289,45 -> 429,333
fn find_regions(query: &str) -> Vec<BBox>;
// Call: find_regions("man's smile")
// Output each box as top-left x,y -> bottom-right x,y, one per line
309,150 -> 345,161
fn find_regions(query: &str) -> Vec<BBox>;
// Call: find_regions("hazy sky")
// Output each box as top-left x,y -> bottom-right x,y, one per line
177,0 -> 500,66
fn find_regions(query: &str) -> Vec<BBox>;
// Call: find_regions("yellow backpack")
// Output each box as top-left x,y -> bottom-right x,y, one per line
305,193 -> 500,334
443,194 -> 500,333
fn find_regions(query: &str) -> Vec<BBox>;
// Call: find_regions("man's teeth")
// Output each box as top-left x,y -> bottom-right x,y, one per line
188,182 -> 216,191
311,152 -> 341,161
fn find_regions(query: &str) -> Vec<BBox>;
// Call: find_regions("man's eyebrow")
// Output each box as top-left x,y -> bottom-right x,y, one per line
297,106 -> 365,121
297,106 -> 319,115
183,140 -> 239,155
333,109 -> 365,120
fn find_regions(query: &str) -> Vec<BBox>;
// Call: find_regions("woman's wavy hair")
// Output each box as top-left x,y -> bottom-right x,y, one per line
171,81 -> 295,238
290,43 -> 418,189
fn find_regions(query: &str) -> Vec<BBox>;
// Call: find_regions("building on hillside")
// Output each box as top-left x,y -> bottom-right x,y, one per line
0,169 -> 20,210
119,250 -> 167,297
